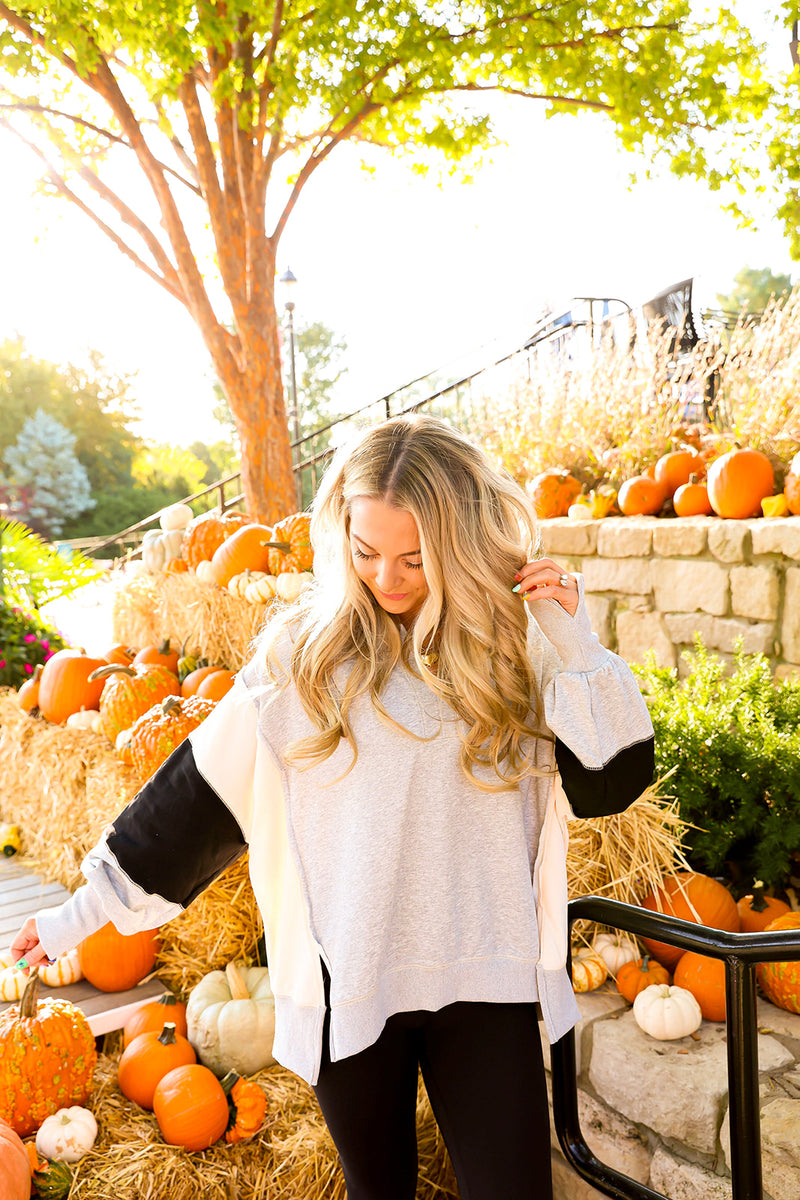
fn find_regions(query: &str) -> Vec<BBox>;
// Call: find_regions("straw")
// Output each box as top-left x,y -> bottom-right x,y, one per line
111,571 -> 268,672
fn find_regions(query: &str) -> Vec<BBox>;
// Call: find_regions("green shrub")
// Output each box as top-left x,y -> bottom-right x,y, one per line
0,600 -> 67,689
633,638 -> 800,897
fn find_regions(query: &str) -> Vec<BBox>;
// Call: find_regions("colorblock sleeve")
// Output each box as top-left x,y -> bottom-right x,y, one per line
528,576 -> 655,818
36,674 -> 265,959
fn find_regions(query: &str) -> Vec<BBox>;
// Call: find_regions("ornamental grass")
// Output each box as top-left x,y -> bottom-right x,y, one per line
473,287 -> 800,490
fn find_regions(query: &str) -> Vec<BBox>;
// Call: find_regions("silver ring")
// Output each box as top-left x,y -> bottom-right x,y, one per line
559,573 -> 569,588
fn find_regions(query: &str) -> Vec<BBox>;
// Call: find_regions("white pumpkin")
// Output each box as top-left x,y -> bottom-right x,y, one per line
141,529 -> 166,571
275,571 -> 313,603
227,569 -> 268,599
195,559 -> 218,585
66,709 -> 100,731
633,983 -> 702,1040
186,961 -> 276,1077
571,950 -> 608,993
159,502 -> 194,532
36,1106 -> 98,1162
40,947 -> 83,988
244,574 -> 278,604
141,529 -> 183,572
0,966 -> 27,1001
592,932 -> 641,974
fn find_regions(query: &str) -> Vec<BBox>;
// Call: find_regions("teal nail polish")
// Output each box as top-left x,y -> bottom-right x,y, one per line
15,958 -> 28,970
511,583 -> 522,593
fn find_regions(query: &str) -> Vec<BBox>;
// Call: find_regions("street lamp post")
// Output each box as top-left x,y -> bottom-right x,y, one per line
280,267 -> 302,509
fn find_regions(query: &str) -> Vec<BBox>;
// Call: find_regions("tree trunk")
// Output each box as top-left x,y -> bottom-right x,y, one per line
213,299 -> 297,525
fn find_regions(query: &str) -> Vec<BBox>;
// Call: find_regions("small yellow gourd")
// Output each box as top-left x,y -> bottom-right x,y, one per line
761,493 -> 789,518
571,950 -> 608,993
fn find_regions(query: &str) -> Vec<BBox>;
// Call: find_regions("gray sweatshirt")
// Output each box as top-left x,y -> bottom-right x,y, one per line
35,579 -> 654,1083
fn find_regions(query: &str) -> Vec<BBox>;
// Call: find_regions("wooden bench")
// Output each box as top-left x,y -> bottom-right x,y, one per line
1,856 -> 165,1034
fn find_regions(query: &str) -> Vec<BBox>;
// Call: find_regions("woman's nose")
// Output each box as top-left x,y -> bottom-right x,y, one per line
375,560 -> 401,590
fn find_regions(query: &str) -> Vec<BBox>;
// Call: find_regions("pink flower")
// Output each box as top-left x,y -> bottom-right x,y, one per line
23,663 -> 33,674
24,633 -> 36,643
0,659 -> 6,669
40,639 -> 50,652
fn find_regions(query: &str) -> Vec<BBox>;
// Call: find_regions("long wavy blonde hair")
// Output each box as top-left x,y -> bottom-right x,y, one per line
263,414 -> 552,790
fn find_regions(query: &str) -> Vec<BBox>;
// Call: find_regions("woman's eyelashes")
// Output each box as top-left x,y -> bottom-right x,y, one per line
353,547 -> 424,570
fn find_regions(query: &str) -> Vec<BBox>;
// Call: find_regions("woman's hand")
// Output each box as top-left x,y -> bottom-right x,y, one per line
513,557 -> 579,617
10,916 -> 50,974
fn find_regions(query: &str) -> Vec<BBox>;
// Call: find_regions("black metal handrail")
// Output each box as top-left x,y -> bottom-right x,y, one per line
551,896 -> 800,1200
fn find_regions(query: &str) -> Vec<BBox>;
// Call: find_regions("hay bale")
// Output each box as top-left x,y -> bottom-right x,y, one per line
0,691 -> 137,891
0,691 -> 261,996
111,571 -> 267,671
69,1049 -> 458,1199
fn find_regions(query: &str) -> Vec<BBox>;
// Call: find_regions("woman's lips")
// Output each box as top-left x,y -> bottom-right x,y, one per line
378,588 -> 407,601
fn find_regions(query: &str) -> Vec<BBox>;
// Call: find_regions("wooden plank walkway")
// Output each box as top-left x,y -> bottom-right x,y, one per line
1,855 -> 166,1034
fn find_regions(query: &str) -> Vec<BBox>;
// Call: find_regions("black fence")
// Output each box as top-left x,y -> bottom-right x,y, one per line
551,896 -> 800,1200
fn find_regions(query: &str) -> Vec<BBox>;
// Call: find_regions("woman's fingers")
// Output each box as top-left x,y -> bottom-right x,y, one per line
513,558 -> 578,617
10,916 -> 48,972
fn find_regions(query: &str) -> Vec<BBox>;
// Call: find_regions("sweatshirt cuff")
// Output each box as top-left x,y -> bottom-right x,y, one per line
35,885 -> 109,960
530,575 -> 610,673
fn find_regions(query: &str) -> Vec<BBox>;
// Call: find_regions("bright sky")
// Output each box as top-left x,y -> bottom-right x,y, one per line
0,8 -> 796,446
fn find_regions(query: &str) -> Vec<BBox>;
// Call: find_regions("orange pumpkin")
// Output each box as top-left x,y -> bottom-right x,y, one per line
196,669 -> 235,701
16,663 -> 43,714
0,972 -> 96,1137
674,950 -> 727,1022
37,648 -> 108,724
0,1118 -> 32,1200
118,1022 -> 197,1110
181,664 -> 227,697
124,992 -> 189,1047
209,524 -> 273,587
103,644 -> 137,667
756,912 -> 800,1013
78,922 -> 161,993
182,510 -> 251,571
164,557 -> 189,575
133,638 -> 180,676
126,695 -> 216,781
640,872 -> 740,970
153,1064 -> 230,1151
90,662 -> 181,742
222,1072 -> 268,1144
737,889 -> 791,933
526,470 -> 582,519
673,477 -> 713,517
784,451 -> 800,515
615,955 -> 671,1003
706,446 -> 775,519
654,449 -> 704,498
266,512 -> 314,573
617,475 -> 667,516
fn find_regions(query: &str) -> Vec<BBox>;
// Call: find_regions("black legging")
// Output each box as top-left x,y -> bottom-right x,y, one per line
313,975 -> 552,1200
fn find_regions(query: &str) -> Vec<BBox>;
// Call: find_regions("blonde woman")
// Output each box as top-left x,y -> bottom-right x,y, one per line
13,415 -> 654,1200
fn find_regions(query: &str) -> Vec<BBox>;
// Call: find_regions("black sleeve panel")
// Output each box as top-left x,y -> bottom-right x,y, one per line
555,735 -> 655,819
106,738 -> 248,908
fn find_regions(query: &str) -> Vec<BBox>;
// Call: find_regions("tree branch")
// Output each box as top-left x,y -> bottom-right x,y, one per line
0,102 -> 202,195
0,115 -> 185,304
271,100 -> 376,246
74,163 -> 181,288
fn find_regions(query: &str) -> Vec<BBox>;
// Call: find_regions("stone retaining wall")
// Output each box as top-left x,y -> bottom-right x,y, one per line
539,515 -> 800,678
544,989 -> 800,1200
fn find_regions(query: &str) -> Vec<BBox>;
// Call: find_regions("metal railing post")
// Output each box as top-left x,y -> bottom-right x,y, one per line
551,896 -> 800,1200
726,957 -> 762,1200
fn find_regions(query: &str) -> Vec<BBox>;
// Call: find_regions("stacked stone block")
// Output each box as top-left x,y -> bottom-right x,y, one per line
539,516 -> 800,677
544,991 -> 800,1200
